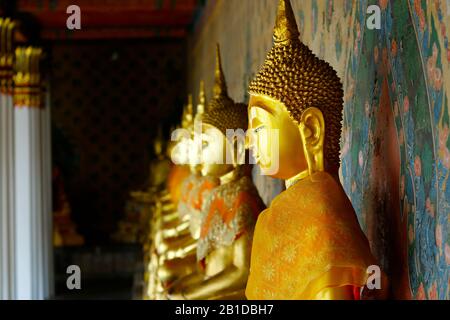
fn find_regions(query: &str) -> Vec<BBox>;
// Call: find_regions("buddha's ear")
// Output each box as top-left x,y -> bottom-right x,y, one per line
298,107 -> 325,152
298,107 -> 325,175
228,133 -> 246,167
234,135 -> 246,165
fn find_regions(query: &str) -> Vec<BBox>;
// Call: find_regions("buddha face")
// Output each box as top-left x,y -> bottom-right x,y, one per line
171,135 -> 190,165
153,139 -> 163,157
188,134 -> 203,174
248,94 -> 307,180
201,124 -> 234,177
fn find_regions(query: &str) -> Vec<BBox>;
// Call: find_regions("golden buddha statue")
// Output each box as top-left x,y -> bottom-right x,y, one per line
146,96 -> 202,299
141,131 -> 180,298
167,45 -> 265,300
140,127 -> 172,241
154,96 -> 195,232
148,126 -> 172,192
178,81 -> 220,236
167,104 -> 193,206
245,0 -> 386,300
152,96 -> 196,250
153,85 -> 224,297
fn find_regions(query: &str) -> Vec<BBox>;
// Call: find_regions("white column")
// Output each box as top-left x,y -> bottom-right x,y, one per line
1,90 -> 16,300
14,106 -> 36,299
0,17 -> 16,300
14,104 -> 49,300
13,46 -> 51,300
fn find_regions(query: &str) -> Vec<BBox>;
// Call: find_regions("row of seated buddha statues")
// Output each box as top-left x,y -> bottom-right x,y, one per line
140,126 -> 191,298
144,101 -> 196,299
141,0 -> 389,300
142,97 -> 205,299
143,46 -> 266,300
166,46 -> 267,300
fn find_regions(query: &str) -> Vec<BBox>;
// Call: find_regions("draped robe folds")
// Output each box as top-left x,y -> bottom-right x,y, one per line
197,176 -> 266,264
167,165 -> 191,206
246,171 -> 378,300
178,174 -> 219,237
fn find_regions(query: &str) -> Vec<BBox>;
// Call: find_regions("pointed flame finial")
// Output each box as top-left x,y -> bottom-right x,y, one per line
273,0 -> 300,45
197,80 -> 206,114
213,43 -> 227,98
181,94 -> 194,129
187,94 -> 193,116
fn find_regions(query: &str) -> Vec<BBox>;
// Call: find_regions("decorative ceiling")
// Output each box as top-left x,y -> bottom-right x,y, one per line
16,0 -> 205,40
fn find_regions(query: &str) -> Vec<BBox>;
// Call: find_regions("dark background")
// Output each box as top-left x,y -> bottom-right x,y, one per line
50,40 -> 186,244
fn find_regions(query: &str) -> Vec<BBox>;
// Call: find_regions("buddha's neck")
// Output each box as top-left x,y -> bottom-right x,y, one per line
285,169 -> 341,189
219,167 -> 241,185
285,169 -> 309,189
190,165 -> 201,175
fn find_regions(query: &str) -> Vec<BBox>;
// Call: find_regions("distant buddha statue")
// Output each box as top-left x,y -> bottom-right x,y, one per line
142,132 -> 183,299
156,84 -> 220,290
245,0 -> 387,300
178,81 -> 220,239
148,126 -> 172,193
146,96 -> 204,299
167,99 -> 194,207
168,45 -> 265,300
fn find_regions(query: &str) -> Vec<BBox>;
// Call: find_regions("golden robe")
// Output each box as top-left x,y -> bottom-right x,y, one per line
178,174 -> 220,236
197,176 -> 266,263
245,172 -> 377,300
167,165 -> 191,205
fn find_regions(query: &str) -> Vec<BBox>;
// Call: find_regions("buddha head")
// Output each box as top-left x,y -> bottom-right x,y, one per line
171,96 -> 194,165
188,81 -> 207,174
153,126 -> 165,159
247,0 -> 343,180
201,44 -> 248,178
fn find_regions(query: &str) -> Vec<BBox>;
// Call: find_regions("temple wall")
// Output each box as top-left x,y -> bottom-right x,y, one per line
187,0 -> 450,299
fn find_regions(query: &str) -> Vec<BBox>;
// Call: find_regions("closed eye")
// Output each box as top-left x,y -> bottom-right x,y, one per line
254,125 -> 266,134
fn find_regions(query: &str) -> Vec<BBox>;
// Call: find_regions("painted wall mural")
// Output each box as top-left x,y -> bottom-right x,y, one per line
187,0 -> 449,299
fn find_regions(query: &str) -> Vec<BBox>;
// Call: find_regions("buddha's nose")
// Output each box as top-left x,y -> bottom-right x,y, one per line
245,131 -> 255,150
